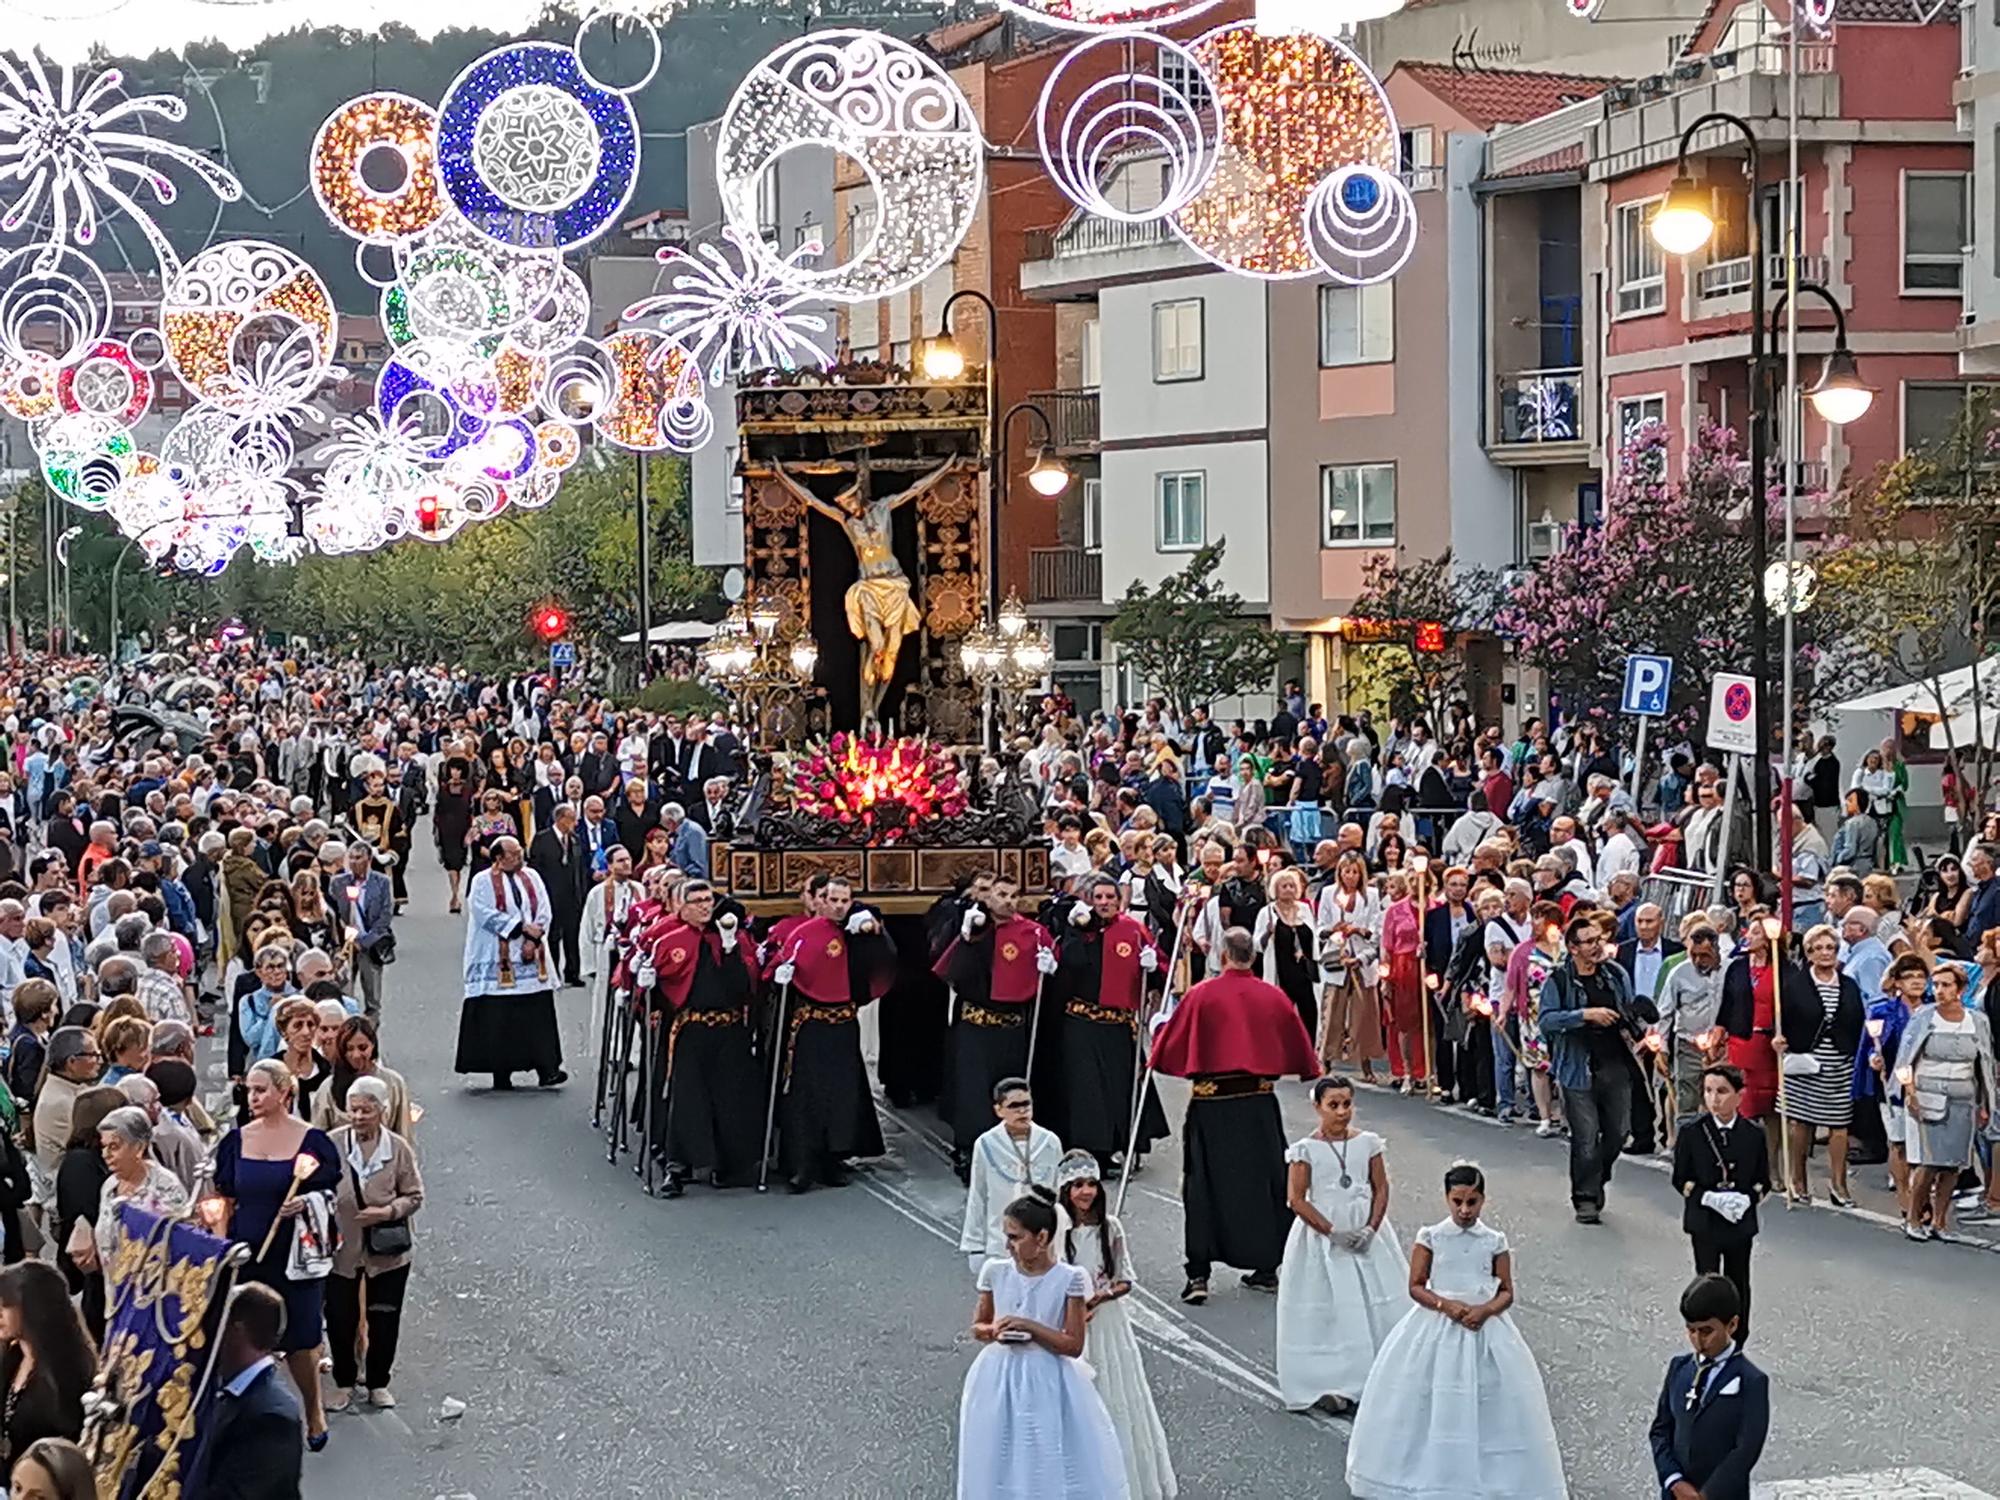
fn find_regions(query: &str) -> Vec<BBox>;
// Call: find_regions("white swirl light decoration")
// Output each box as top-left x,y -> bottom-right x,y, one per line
659,344 -> 713,454
1305,165 -> 1417,286
1797,0 -> 1835,28
1036,33 -> 1218,224
0,243 -> 111,366
0,53 -> 244,273
622,226 -> 829,386
510,264 -> 591,355
159,240 -> 337,415
990,0 -> 1222,30
717,30 -> 983,303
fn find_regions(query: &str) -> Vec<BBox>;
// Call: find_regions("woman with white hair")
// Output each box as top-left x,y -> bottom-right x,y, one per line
326,1073 -> 423,1410
94,1105 -> 189,1269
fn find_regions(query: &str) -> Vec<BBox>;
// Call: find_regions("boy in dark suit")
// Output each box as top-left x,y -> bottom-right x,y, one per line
1669,1063 -> 1771,1345
1649,1274 -> 1769,1500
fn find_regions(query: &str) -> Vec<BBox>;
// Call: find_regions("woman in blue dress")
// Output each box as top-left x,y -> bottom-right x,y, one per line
212,1056 -> 341,1451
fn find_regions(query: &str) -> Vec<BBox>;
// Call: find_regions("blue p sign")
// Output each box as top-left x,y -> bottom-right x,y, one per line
1621,654 -> 1673,717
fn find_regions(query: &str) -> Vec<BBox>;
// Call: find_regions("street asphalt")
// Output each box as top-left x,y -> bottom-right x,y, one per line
295,844 -> 2000,1499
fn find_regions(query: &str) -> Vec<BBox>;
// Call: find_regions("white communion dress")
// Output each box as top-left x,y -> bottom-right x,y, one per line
1344,1217 -> 1567,1500
1066,1218 -> 1177,1499
1275,1132 -> 1409,1409
957,1257 -> 1130,1500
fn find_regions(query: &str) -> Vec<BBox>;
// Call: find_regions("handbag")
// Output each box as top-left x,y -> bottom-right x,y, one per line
1780,1052 -> 1822,1077
348,1159 -> 412,1256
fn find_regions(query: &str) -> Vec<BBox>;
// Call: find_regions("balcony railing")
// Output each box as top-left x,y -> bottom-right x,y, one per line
1030,388 -> 1100,449
1694,253 -> 1831,300
1030,547 -> 1102,604
1024,214 -> 1173,263
1494,368 -> 1585,445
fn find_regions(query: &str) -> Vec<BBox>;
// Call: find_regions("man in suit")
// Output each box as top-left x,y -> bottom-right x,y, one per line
689,775 -> 736,839
1617,902 -> 1685,1006
577,793 -> 618,876
669,722 -> 723,805
1669,1063 -> 1771,1346
579,730 -> 620,800
329,840 -> 394,1022
1420,867 -> 1476,1100
1648,1273 -> 1769,1500
662,801 -> 709,879
529,802 -> 588,987
186,1283 -> 304,1498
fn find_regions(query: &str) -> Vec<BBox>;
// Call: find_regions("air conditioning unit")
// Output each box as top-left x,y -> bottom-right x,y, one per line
1527,516 -> 1565,560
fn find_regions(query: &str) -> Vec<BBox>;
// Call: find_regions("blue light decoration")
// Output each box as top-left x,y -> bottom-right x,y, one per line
376,356 -> 487,463
435,41 -> 639,252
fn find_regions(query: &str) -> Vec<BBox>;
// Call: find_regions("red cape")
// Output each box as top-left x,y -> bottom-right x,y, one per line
782,914 -> 893,1005
1062,913 -> 1154,1010
647,918 -> 757,1008
1150,969 -> 1319,1080
932,914 -> 1050,1003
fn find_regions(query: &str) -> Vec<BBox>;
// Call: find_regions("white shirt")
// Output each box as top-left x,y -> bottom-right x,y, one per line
1598,830 -> 1645,884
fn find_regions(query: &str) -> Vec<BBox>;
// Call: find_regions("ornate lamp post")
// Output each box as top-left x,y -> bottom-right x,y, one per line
958,589 -> 1052,749
701,599 -> 815,745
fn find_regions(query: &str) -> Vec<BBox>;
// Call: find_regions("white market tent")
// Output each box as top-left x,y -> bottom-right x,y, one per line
618,621 -> 719,645
1824,661 -> 2000,840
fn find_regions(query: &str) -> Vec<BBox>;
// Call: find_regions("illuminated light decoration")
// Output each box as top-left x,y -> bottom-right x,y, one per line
435,41 -> 639,252
105,462 -> 185,554
0,243 -> 110,366
394,214 -> 562,337
1414,620 -> 1447,654
988,0 -> 1222,31
124,324 -> 166,373
533,419 -> 580,471
1169,23 -> 1399,279
472,416 -> 538,482
1255,0 -> 1407,28
376,351 -> 488,463
660,349 -> 714,452
1798,0 -> 1835,28
540,338 -> 618,427
594,328 -> 676,451
786,730 -> 970,839
1564,0 -> 1606,16
573,6 -> 663,95
355,240 -> 400,291
160,241 -> 337,414
38,411 -> 134,505
310,93 -> 446,245
508,264 -> 591,354
1035,33 -> 1219,224
717,30 -> 983,303
0,349 -> 58,419
621,224 -> 830,385
0,53 -> 243,273
509,468 -> 563,510
1304,164 -> 1417,285
56,338 -> 150,423
492,343 -> 549,416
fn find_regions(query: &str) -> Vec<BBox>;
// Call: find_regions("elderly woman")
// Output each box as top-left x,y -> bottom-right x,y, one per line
311,1016 -> 414,1137
217,825 -> 265,972
325,1075 -> 424,1411
1897,963 -> 1998,1241
1776,924 -> 1864,1207
273,996 -> 329,1120
93,1106 -> 189,1272
53,1087 -> 122,1342
227,944 -> 295,1083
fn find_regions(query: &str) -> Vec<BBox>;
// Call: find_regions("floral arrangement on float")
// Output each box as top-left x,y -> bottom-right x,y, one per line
789,730 -> 969,842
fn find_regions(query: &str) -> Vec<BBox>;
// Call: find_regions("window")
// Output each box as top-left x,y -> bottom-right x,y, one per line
1157,45 -> 1210,110
1156,471 -> 1205,551
1904,171 -> 1967,293
1152,299 -> 1203,381
796,220 -> 823,251
1080,317 -> 1101,389
1318,282 -> 1394,366
1082,476 -> 1103,552
848,201 -> 878,251
1903,381 -> 1995,452
1321,463 -> 1396,545
1398,126 -> 1439,191
1616,394 -> 1666,445
1615,199 -> 1664,316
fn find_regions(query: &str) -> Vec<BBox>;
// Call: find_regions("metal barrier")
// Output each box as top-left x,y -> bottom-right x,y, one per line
1639,867 -> 1721,926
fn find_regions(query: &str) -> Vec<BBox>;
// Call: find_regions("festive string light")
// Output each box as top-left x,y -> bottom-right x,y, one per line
310,93 -> 447,245
1036,33 -> 1219,224
160,241 -> 336,414
716,30 -> 983,303
1169,22 -> 1400,279
0,242 -> 110,367
573,6 -> 663,95
0,52 -> 243,273
989,0 -> 1222,31
57,338 -> 150,424
621,224 -> 830,385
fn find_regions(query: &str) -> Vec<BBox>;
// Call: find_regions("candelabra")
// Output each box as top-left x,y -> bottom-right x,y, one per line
700,597 -> 818,745
958,590 -> 1052,749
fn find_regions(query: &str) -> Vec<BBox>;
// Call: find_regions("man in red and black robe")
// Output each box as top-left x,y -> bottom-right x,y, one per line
932,874 -> 1055,1169
1051,874 -> 1168,1171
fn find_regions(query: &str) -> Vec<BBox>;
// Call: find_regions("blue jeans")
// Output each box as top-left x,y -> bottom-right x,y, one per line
1492,1024 -> 1517,1113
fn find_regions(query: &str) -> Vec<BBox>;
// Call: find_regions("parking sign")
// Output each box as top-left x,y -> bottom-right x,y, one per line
1621,654 -> 1674,718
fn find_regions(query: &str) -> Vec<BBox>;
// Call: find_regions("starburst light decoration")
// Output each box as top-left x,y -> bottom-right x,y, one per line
0,53 -> 243,274
621,225 -> 831,386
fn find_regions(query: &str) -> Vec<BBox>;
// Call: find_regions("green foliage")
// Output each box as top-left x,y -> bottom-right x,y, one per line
1107,542 -> 1281,714
1346,551 -> 1501,732
635,676 -> 722,716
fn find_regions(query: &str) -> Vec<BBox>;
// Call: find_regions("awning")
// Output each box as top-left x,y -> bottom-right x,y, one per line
618,620 -> 719,645
1836,661 -> 2000,716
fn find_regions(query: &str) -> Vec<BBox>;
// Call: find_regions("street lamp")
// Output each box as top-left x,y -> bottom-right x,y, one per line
699,599 -> 815,744
920,334 -> 967,382
1768,282 -> 1875,427
1025,446 -> 1071,498
959,605 -> 1052,749
1653,111 -> 1776,869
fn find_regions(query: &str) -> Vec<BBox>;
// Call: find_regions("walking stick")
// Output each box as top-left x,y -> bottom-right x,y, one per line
757,971 -> 795,1193
638,994 -> 659,1196
1022,963 -> 1049,1093
591,967 -> 618,1130
606,998 -> 634,1164
1114,900 -> 1199,1221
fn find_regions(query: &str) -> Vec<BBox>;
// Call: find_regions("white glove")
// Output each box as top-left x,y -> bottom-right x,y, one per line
718,912 -> 738,933
1036,947 -> 1059,976
1700,1190 -> 1750,1224
773,961 -> 796,987
635,962 -> 656,989
1149,1010 -> 1171,1036
1069,902 -> 1092,927
846,909 -> 874,935
1139,947 -> 1159,972
719,927 -> 738,953
1342,1226 -> 1374,1251
962,908 -> 986,939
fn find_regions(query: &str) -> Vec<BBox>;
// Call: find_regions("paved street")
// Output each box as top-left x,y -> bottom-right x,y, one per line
301,845 -> 2000,1499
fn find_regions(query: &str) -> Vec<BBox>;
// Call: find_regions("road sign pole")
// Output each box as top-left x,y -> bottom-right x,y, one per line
1714,752 -> 1739,903
1630,717 -> 1648,814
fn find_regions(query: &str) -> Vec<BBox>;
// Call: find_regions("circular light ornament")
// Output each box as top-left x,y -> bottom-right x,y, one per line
717,30 -> 983,303
436,40 -> 640,251
1037,33 -> 1219,223
595,329 -> 675,451
161,241 -> 337,413
0,244 -> 112,367
990,0 -> 1222,29
310,93 -> 446,244
40,412 -> 135,506
509,265 -> 591,354
534,420 -> 581,472
574,6 -> 663,95
1305,165 -> 1418,285
58,339 -> 151,423
0,351 -> 61,420
1170,23 -> 1399,279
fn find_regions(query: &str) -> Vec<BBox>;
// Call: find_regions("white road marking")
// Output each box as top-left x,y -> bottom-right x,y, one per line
1753,1469 -> 1998,1498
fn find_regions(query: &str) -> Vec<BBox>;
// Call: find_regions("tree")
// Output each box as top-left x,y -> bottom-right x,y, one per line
1496,422 -> 1838,743
1345,550 -> 1501,732
1106,542 -> 1281,714
1816,387 -> 2000,811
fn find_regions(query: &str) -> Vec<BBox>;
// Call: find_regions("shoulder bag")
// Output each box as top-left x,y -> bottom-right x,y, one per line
348,1158 -> 413,1257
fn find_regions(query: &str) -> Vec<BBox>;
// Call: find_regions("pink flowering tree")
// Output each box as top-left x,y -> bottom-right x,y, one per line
1496,422 -> 1837,743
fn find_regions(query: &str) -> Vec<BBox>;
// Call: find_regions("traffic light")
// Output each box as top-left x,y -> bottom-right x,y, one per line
534,603 -> 569,642
415,493 -> 440,534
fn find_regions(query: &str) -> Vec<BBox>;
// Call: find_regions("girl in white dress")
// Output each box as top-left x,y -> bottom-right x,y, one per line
1277,1076 -> 1408,1413
1345,1162 -> 1567,1500
1056,1152 -> 1177,1500
959,1191 -> 1130,1500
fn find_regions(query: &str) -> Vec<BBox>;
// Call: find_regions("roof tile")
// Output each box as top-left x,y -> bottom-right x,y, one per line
1394,61 -> 1612,129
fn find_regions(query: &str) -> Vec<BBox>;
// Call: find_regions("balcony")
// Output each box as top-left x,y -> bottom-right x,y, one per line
1021,212 -> 1197,299
1030,546 -> 1103,605
1030,389 -> 1100,452
1490,368 -> 1589,462
1025,216 -> 1173,263
1694,253 -> 1831,301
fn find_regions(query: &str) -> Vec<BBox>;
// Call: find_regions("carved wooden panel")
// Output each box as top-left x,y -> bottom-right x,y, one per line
867,847 -> 917,894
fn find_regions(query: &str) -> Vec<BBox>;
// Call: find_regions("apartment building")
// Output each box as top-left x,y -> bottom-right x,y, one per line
1958,0 -> 2000,375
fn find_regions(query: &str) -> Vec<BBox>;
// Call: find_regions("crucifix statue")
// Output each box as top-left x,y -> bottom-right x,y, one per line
764,448 -> 962,722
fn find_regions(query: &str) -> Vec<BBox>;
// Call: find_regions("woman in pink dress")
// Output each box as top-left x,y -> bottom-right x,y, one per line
1379,874 -> 1425,1093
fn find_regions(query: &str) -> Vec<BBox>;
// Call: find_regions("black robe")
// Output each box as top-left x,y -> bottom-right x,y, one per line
780,922 -> 893,1176
656,940 -> 763,1180
1051,918 -> 1168,1162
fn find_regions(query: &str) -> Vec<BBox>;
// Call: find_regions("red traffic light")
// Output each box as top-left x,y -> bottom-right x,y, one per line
534,606 -> 569,641
1414,620 -> 1447,654
415,494 -> 440,532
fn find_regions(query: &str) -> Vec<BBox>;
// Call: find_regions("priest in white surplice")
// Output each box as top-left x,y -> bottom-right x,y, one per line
456,836 -> 567,1090
580,844 -> 642,1056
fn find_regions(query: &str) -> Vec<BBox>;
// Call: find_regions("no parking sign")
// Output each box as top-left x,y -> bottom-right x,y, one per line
1705,672 -> 1758,755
